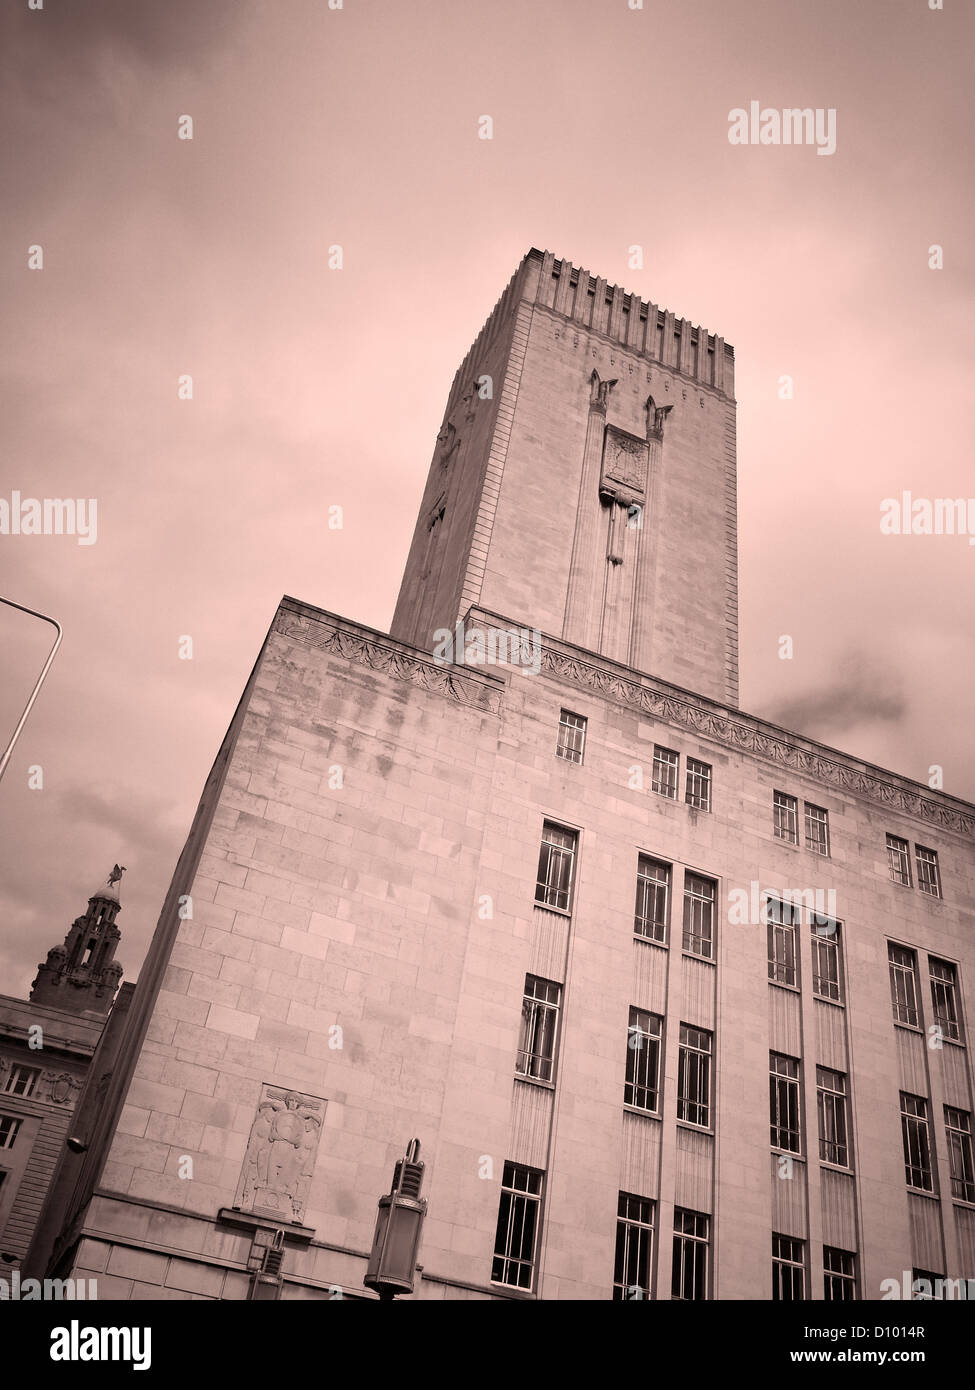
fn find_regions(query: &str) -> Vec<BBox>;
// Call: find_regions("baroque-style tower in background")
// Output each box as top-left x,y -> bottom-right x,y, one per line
391,250 -> 739,705
28,251 -> 975,1301
30,870 -> 125,1016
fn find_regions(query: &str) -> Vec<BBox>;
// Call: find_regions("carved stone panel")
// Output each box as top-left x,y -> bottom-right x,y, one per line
600,424 -> 649,506
235,1085 -> 326,1223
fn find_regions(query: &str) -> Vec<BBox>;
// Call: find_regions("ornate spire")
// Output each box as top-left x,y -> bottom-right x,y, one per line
29,867 -> 125,1015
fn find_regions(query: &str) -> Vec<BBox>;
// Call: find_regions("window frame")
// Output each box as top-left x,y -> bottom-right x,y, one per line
769,1052 -> 802,1154
945,1106 -> 975,1203
491,1161 -> 544,1291
773,791 -> 799,846
624,1007 -> 663,1115
804,802 -> 830,856
900,1092 -> 934,1192
684,758 -> 712,812
886,833 -> 912,887
515,975 -> 562,1085
2,1065 -> 41,1098
634,855 -> 671,945
677,1024 -> 713,1129
766,896 -> 799,988
555,709 -> 587,766
613,1193 -> 655,1301
888,943 -> 921,1029
0,1114 -> 22,1150
816,1066 -> 850,1168
681,872 -> 717,961
915,845 -> 942,899
811,916 -> 844,1004
534,821 -> 578,914
823,1247 -> 857,1301
651,745 -> 680,800
671,1208 -> 709,1300
772,1233 -> 806,1301
929,958 -> 961,1044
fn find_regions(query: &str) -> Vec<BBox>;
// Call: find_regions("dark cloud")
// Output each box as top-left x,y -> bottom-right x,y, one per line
760,652 -> 907,742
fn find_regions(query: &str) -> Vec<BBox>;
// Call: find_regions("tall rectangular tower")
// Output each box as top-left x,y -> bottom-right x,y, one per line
391,249 -> 740,707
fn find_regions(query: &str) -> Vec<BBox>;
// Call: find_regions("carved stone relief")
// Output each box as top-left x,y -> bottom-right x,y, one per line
235,1085 -> 326,1224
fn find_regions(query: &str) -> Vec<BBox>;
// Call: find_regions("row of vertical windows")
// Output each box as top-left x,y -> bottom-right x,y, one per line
772,1240 -> 858,1301
773,791 -> 830,855
767,898 -> 844,1002
767,1053 -> 850,1167
888,943 -> 962,1041
622,1012 -> 714,1127
898,1093 -> 975,1200
1,1065 -> 40,1097
886,834 -> 942,897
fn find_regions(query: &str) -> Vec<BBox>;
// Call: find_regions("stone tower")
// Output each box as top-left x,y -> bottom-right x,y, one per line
30,869 -> 125,1016
391,248 -> 739,706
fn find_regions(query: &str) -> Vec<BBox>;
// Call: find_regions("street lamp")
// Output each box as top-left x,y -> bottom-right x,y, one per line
364,1138 -> 428,1301
0,596 -> 62,784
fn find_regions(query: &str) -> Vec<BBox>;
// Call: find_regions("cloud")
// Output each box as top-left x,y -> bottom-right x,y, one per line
761,652 -> 908,743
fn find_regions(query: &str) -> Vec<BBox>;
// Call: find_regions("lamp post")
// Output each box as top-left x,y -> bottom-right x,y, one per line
0,596 -> 62,784
364,1138 -> 427,1301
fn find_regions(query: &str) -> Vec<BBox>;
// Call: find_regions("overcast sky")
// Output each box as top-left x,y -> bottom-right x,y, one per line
1,0 -> 972,996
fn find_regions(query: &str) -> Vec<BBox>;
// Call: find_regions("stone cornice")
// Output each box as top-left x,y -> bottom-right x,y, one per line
466,608 -> 975,841
274,599 -> 504,715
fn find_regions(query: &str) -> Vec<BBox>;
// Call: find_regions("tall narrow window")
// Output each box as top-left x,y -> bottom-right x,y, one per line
900,1093 -> 933,1191
0,1116 -> 22,1150
811,917 -> 843,1003
773,791 -> 798,845
677,1025 -> 712,1127
945,1107 -> 975,1202
535,823 -> 577,912
516,976 -> 561,1083
556,710 -> 587,765
824,1247 -> 857,1301
634,856 -> 670,943
767,897 -> 799,987
682,873 -> 716,961
816,1067 -> 849,1167
804,803 -> 830,856
929,958 -> 960,1042
915,845 -> 942,898
1,1066 -> 40,1098
614,1193 -> 655,1300
491,1162 -> 543,1290
652,746 -> 679,799
889,944 -> 920,1027
684,758 -> 712,811
672,1209 -> 709,1300
625,1007 -> 663,1113
887,834 -> 912,886
770,1053 -> 802,1153
772,1235 -> 805,1300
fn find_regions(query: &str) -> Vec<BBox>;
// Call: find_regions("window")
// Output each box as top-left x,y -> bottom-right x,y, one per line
915,845 -> 942,898
682,873 -> 716,960
2,1065 -> 40,1098
685,758 -> 712,812
900,1093 -> 933,1191
0,1116 -> 22,1150
625,1008 -> 663,1114
671,1209 -> 709,1300
945,1107 -> 975,1203
634,856 -> 670,943
677,1025 -> 712,1127
816,1067 -> 849,1167
491,1162 -> 543,1289
614,1193 -> 655,1300
556,710 -> 587,765
770,1053 -> 802,1153
773,791 -> 798,845
767,897 -> 799,987
887,834 -> 912,886
804,803 -> 830,856
651,746 -> 679,799
772,1235 -> 805,1300
929,958 -> 960,1043
516,976 -> 561,1083
824,1247 -> 857,1301
811,916 -> 843,1003
889,944 -> 920,1027
535,822 -> 577,912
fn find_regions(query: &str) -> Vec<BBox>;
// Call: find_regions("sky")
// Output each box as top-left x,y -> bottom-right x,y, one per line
1,0 -> 973,996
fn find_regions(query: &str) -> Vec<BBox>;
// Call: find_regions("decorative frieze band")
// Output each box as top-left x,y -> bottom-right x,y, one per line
273,611 -> 504,715
538,647 -> 975,837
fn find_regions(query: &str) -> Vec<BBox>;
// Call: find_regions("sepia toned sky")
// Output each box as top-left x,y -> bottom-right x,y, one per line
1,0 -> 973,995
